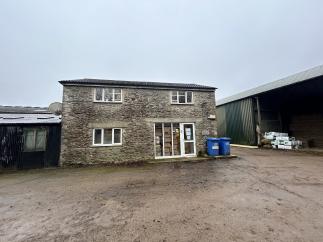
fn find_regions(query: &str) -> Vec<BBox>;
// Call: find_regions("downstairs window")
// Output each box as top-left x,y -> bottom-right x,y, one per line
93,128 -> 122,146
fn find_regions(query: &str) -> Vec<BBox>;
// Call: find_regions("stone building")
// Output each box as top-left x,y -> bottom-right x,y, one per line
59,79 -> 217,165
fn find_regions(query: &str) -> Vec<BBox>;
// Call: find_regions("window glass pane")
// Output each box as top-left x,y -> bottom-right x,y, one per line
35,130 -> 46,150
103,129 -> 112,144
104,89 -> 113,102
186,92 -> 192,103
114,129 -> 121,143
24,130 -> 35,151
172,95 -> 178,103
95,88 -> 103,101
179,95 -> 186,103
114,93 -> 121,102
178,91 -> 185,96
94,129 -> 102,144
114,88 -> 121,94
178,91 -> 186,103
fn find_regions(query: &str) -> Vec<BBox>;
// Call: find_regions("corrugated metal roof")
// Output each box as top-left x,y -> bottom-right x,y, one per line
0,105 -> 51,114
0,114 -> 61,124
217,65 -> 323,106
59,78 -> 216,90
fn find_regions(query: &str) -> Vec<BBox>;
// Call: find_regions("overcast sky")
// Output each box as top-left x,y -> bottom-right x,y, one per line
0,0 -> 322,107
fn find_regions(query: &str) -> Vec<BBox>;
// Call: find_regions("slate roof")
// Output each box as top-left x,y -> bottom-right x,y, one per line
59,79 -> 216,90
217,64 -> 323,106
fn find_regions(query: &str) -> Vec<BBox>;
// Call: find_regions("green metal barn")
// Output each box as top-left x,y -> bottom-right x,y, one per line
216,65 -> 323,148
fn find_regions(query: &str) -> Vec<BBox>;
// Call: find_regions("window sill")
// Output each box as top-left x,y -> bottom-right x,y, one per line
93,101 -> 123,104
171,103 -> 194,105
92,144 -> 122,147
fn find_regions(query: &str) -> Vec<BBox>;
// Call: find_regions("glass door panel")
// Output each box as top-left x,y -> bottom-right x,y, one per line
181,123 -> 195,155
163,123 -> 172,156
184,142 -> 194,154
155,123 -> 163,157
172,123 -> 181,155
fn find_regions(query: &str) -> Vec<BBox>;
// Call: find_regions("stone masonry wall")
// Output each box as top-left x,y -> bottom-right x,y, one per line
60,85 -> 217,165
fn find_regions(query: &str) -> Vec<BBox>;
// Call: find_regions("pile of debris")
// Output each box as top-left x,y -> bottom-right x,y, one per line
262,132 -> 302,150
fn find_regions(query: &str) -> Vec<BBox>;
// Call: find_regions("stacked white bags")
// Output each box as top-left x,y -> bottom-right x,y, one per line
264,132 -> 302,150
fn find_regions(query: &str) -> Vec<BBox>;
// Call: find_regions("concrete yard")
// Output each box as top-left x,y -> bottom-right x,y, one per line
1,147 -> 323,242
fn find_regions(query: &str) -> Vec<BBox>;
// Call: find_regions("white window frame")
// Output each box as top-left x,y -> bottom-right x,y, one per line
92,128 -> 122,146
93,88 -> 122,103
170,91 -> 193,104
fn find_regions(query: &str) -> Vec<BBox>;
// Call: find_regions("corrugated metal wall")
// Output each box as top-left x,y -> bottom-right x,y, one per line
217,98 -> 257,145
0,126 -> 23,169
0,125 -> 61,170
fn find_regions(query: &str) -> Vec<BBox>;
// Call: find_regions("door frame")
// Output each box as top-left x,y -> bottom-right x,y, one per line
154,122 -> 196,159
180,123 -> 196,157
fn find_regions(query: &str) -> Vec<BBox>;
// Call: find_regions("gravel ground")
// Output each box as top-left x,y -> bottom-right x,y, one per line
1,147 -> 323,242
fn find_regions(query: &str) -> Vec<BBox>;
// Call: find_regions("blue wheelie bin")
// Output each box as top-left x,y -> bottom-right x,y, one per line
207,138 -> 220,156
219,137 -> 231,156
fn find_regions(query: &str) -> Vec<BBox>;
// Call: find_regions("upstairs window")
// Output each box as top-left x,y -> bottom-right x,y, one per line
94,88 -> 122,103
93,128 -> 122,146
171,91 -> 193,104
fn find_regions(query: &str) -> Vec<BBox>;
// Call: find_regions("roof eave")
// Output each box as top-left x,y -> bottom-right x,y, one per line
217,64 -> 323,106
59,80 -> 216,91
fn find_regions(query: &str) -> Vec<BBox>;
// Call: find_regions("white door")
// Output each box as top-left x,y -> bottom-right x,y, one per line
180,123 -> 196,156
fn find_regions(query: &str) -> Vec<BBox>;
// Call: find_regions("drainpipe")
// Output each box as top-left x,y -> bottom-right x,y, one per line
255,96 -> 262,146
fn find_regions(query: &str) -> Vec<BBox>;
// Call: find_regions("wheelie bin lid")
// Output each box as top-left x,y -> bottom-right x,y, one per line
207,137 -> 220,141
220,137 -> 231,141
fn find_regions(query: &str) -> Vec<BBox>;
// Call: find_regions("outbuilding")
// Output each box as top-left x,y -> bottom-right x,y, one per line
217,65 -> 323,148
0,106 -> 61,170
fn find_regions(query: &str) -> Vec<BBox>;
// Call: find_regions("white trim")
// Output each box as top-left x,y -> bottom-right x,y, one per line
162,123 -> 165,157
180,123 -> 196,157
171,123 -> 174,156
153,123 -> 156,158
92,144 -> 123,147
170,91 -> 194,104
93,88 -> 123,103
113,128 -> 122,145
154,122 -> 196,159
92,128 -> 122,146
